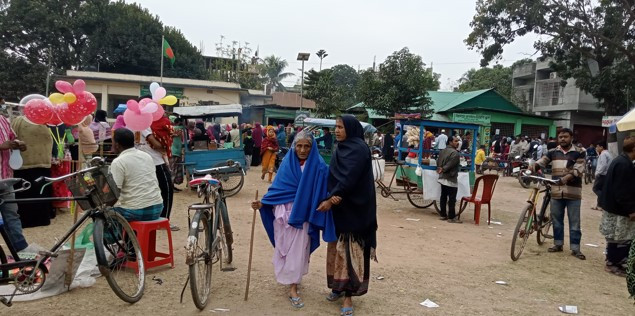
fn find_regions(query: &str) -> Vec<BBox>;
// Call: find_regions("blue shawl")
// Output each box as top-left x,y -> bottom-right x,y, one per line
260,138 -> 336,253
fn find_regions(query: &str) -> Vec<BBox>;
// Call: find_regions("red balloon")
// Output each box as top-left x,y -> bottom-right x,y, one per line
56,103 -> 85,126
75,91 -> 97,115
23,99 -> 53,125
47,113 -> 63,127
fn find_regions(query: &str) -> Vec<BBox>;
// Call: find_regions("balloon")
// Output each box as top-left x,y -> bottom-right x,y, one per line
23,99 -> 53,125
47,113 -> 63,127
63,92 -> 77,104
123,109 -> 153,131
153,87 -> 166,101
126,100 -> 141,113
159,95 -> 177,105
152,105 -> 165,121
72,79 -> 86,94
49,93 -> 65,104
141,102 -> 158,114
56,103 -> 85,126
75,91 -> 97,115
55,81 -> 73,93
149,82 -> 160,95
19,94 -> 46,105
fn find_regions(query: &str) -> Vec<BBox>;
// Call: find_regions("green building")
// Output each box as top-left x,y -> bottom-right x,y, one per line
348,89 -> 556,147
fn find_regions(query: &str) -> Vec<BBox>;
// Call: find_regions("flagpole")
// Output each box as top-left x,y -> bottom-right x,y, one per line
160,35 -> 164,85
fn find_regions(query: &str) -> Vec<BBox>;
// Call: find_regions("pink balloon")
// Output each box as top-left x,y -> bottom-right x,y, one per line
72,79 -> 86,94
123,109 -> 153,131
141,102 -> 158,114
23,99 -> 53,125
153,87 -> 166,101
56,103 -> 85,126
152,105 -> 165,121
126,100 -> 141,114
55,81 -> 73,93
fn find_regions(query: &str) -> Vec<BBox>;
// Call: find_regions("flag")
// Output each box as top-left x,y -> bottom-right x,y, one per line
163,38 -> 175,66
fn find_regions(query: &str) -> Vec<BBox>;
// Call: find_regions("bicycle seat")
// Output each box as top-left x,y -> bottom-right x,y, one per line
395,160 -> 406,166
188,203 -> 215,210
189,175 -> 220,187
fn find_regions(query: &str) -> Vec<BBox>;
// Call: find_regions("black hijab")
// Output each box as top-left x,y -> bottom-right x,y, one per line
328,115 -> 377,244
382,132 -> 394,162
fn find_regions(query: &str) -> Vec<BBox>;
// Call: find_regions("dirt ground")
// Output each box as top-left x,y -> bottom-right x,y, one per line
5,166 -> 634,315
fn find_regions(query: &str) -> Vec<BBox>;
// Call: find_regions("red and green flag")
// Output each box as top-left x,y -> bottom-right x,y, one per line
163,38 -> 175,66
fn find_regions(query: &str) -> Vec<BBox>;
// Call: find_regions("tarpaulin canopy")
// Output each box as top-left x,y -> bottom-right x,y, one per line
617,107 -> 635,132
173,104 -> 242,118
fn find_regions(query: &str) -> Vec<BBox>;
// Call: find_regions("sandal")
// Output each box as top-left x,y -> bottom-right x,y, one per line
548,245 -> 563,252
289,296 -> 304,308
326,291 -> 344,302
340,307 -> 353,316
605,265 -> 627,277
571,250 -> 586,260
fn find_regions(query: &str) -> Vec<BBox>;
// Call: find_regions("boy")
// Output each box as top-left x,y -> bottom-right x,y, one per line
243,129 -> 254,172
475,145 -> 486,174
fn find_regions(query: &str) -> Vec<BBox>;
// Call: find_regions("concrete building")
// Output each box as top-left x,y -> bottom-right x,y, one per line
59,70 -> 245,117
512,60 -> 605,145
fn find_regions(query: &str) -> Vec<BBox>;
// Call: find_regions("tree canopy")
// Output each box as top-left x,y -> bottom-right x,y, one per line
465,0 -> 635,115
0,0 -> 207,101
260,55 -> 293,92
357,47 -> 440,118
303,64 -> 360,117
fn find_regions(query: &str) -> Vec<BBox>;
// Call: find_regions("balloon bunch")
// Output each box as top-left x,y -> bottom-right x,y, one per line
123,82 -> 177,131
22,79 -> 97,126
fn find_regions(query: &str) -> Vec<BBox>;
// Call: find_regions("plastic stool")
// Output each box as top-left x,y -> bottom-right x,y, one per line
126,218 -> 174,271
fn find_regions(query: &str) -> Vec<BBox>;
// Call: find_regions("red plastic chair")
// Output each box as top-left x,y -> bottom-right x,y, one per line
457,174 -> 499,225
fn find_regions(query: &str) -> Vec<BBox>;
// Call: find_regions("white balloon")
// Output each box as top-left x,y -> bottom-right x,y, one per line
149,82 -> 160,95
140,102 -> 158,114
19,94 -> 46,105
9,150 -> 23,170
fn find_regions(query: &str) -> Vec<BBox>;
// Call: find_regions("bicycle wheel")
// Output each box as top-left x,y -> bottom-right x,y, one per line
406,188 -> 435,209
518,173 -> 531,188
537,198 -> 553,245
584,172 -> 590,184
216,199 -> 233,265
511,204 -> 533,261
93,209 -> 145,303
212,162 -> 244,197
187,210 -> 212,310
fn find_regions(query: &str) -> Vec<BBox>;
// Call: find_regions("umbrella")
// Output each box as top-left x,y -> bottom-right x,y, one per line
617,107 -> 635,132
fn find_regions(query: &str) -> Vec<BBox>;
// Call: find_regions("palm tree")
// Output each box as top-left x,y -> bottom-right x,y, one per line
261,55 -> 294,92
316,49 -> 328,71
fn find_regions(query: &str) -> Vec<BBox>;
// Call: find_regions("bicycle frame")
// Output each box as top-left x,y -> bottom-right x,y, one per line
376,163 -> 416,199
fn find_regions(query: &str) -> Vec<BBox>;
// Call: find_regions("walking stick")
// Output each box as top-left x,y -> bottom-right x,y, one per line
244,190 -> 259,301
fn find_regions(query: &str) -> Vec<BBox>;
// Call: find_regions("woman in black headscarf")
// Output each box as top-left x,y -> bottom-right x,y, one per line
317,114 -> 377,316
382,132 -> 394,162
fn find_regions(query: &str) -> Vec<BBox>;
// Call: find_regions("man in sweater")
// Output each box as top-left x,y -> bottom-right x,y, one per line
532,128 -> 587,260
437,135 -> 461,223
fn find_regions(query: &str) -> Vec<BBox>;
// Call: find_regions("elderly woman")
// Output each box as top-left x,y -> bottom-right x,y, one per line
252,130 -> 336,309
260,125 -> 279,182
318,115 -> 377,316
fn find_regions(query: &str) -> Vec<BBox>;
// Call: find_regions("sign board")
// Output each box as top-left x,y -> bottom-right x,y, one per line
482,126 -> 491,149
495,129 -> 500,135
452,113 -> 491,125
140,85 -> 184,98
294,110 -> 310,125
602,116 -> 622,127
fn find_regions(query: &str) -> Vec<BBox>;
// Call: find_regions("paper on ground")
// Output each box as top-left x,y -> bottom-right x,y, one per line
495,281 -> 508,285
211,308 -> 230,313
584,243 -> 599,248
406,218 -> 421,222
558,305 -> 578,314
420,299 -> 439,308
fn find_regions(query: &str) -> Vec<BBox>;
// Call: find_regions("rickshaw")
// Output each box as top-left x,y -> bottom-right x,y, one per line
172,104 -> 245,197
378,119 -> 479,210
302,117 -> 377,164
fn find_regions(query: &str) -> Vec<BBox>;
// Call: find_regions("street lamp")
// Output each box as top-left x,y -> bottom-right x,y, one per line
297,52 -> 310,112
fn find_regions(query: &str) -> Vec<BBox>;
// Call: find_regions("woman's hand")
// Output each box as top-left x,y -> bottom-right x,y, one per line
330,196 -> 342,205
267,147 -> 274,151
316,200 -> 333,212
251,200 -> 262,210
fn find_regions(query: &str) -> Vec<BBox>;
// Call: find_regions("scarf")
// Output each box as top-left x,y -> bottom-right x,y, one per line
112,115 -> 126,130
260,126 -> 279,156
151,116 -> 174,158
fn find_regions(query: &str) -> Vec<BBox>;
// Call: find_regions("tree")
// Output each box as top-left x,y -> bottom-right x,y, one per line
457,65 -> 512,98
303,64 -> 360,117
316,49 -> 328,71
465,0 -> 635,116
357,47 -> 440,118
261,55 -> 293,92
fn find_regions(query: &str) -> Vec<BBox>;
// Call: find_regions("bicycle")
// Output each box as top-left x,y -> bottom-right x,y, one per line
510,172 -> 558,261
210,160 -> 244,197
0,157 -> 145,307
584,155 -> 596,185
180,165 -> 235,310
375,159 -> 435,209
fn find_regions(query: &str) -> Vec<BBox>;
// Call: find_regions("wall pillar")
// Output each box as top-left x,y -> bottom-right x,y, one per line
100,84 -> 108,111
514,119 -> 523,136
549,124 -> 557,138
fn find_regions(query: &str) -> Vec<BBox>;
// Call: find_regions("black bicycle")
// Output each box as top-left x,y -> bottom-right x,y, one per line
181,165 -> 235,310
0,158 -> 145,307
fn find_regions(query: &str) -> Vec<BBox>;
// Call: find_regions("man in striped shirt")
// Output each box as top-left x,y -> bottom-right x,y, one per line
533,128 -> 587,260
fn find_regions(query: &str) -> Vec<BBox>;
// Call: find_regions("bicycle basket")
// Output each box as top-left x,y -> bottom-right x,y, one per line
65,166 -> 120,209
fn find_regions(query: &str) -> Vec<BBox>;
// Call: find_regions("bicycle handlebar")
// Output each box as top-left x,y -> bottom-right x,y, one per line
521,174 -> 560,185
193,161 -> 241,175
36,157 -> 106,183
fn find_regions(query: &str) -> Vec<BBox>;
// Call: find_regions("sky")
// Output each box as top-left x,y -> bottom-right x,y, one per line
131,0 -> 540,90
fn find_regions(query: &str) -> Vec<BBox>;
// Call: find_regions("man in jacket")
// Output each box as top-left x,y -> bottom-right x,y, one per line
437,135 -> 461,223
